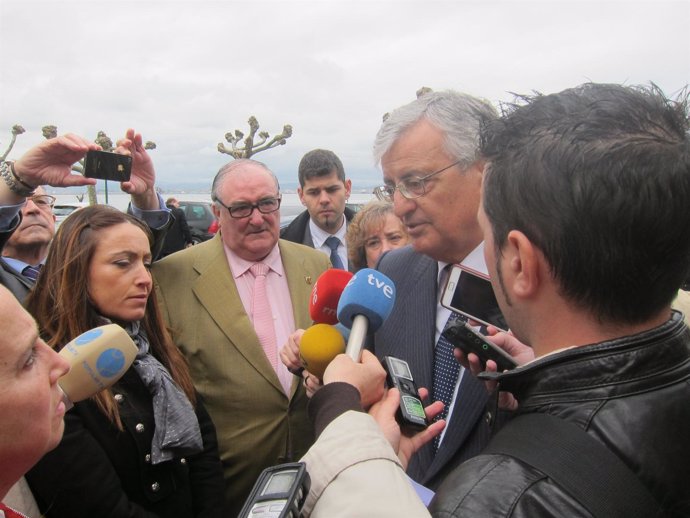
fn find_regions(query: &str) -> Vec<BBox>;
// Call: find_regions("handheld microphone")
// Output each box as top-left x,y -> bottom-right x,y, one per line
309,269 -> 354,324
298,323 -> 346,379
58,324 -> 138,409
337,268 -> 396,362
334,322 -> 350,343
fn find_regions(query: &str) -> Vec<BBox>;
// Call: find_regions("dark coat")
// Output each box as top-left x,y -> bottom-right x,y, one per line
373,245 -> 492,489
161,206 -> 193,257
26,369 -> 227,518
280,207 -> 356,248
430,312 -> 690,517
0,215 -> 33,302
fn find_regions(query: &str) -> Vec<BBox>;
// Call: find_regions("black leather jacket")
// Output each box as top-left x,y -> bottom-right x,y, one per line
430,311 -> 690,518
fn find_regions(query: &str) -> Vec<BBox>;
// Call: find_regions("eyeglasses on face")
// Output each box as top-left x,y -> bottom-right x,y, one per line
27,194 -> 56,210
373,160 -> 461,202
215,195 -> 282,219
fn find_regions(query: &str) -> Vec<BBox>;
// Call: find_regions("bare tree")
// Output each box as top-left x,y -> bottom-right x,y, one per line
217,116 -> 293,159
0,125 -> 26,161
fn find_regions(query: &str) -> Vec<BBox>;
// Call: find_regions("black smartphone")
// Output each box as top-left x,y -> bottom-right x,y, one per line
442,321 -> 517,372
382,356 -> 428,432
238,462 -> 310,518
440,264 -> 508,332
84,150 -> 132,182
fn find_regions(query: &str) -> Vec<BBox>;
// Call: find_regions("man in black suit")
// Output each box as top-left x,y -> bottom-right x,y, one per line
370,90 -> 499,489
160,197 -> 193,257
280,149 -> 354,270
1,187 -> 56,301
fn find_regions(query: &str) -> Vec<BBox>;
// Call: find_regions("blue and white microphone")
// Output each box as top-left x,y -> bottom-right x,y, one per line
337,268 -> 396,362
58,324 -> 138,409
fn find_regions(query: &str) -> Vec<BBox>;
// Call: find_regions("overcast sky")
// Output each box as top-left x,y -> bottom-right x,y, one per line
1,0 -> 687,191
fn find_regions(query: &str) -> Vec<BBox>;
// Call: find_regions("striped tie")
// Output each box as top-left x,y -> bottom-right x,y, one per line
325,236 -> 344,270
22,264 -> 42,282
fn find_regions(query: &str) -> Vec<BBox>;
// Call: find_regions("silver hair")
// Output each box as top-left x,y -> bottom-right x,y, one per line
211,158 -> 281,203
373,90 -> 498,168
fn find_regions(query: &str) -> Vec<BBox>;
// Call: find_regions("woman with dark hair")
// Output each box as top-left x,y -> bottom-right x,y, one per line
24,205 -> 225,517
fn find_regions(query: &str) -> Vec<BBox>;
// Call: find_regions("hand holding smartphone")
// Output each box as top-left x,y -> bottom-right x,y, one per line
442,321 -> 518,372
382,356 -> 429,432
441,264 -> 508,332
84,150 -> 132,182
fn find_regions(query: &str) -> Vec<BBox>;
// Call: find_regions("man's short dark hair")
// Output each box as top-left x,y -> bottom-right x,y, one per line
297,149 -> 345,187
481,83 -> 690,324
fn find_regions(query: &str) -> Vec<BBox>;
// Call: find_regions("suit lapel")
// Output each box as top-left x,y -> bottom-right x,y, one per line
376,250 -> 439,480
191,236 -> 285,395
424,371 -> 489,481
402,255 -> 438,479
279,240 -> 316,398
0,258 -> 33,289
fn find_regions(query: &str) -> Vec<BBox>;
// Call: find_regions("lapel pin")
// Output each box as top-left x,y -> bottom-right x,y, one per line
305,276 -> 312,285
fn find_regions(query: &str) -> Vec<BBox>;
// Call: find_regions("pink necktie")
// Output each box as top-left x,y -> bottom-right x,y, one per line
250,263 -> 278,370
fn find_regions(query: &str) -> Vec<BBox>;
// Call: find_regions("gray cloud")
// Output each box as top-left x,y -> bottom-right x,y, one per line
1,0 -> 687,190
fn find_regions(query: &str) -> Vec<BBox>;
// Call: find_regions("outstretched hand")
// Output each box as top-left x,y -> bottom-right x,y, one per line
322,350 -> 387,408
368,387 -> 445,470
455,327 -> 534,411
12,134 -> 99,190
279,329 -> 324,398
116,129 -> 158,209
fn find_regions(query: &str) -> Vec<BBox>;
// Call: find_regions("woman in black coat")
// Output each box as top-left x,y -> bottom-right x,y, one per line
24,206 -> 226,517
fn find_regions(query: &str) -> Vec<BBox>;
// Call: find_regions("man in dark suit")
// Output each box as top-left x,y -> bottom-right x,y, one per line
160,197 -> 193,257
280,149 -> 354,270
370,89 -> 499,489
1,187 -> 56,301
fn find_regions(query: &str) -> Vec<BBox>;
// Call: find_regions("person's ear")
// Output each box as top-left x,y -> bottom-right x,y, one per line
504,230 -> 541,300
297,187 -> 305,205
211,204 -> 222,220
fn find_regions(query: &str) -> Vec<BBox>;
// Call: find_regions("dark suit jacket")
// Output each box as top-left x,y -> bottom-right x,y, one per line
26,369 -> 226,517
0,216 -> 33,302
373,245 -> 491,489
280,208 -> 356,271
161,206 -> 193,257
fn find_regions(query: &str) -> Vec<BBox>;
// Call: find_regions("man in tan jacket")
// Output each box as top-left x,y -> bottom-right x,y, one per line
153,159 -> 329,515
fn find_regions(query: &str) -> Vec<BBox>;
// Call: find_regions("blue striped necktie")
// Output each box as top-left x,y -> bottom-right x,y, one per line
325,236 -> 344,270
22,264 -> 42,282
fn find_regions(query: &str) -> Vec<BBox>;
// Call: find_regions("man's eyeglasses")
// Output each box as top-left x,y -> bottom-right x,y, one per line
215,196 -> 282,219
373,161 -> 461,202
27,194 -> 56,210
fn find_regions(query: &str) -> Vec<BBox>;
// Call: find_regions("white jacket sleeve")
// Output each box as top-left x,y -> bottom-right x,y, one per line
300,411 -> 431,518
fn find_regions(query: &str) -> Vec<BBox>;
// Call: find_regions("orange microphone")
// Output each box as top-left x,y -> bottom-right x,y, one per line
298,323 -> 346,379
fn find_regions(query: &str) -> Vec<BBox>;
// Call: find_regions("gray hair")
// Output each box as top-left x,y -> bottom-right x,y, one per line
211,158 -> 281,203
373,90 -> 498,168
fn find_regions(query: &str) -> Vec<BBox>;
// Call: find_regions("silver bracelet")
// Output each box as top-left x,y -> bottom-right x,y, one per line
0,160 -> 36,197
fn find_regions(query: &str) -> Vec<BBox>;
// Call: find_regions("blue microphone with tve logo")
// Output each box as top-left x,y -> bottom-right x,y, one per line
337,268 -> 396,362
58,324 -> 138,409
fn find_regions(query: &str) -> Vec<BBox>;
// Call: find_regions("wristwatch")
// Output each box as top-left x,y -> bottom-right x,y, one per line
0,160 -> 36,197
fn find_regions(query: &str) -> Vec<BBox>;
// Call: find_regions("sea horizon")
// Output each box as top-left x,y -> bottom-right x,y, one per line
50,191 -> 378,216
